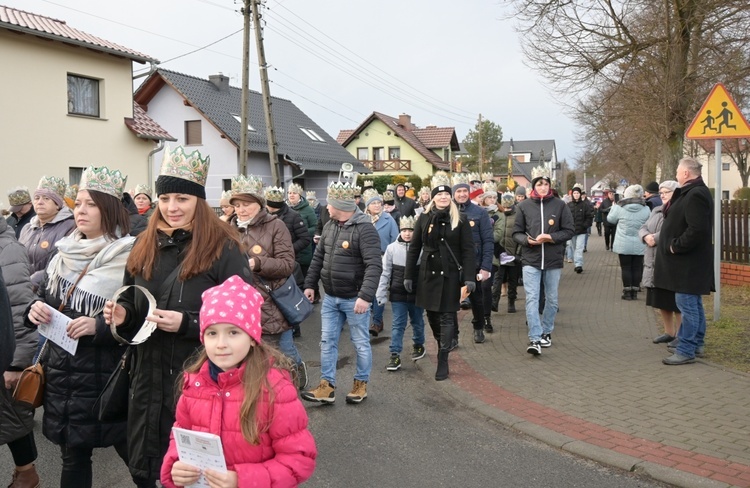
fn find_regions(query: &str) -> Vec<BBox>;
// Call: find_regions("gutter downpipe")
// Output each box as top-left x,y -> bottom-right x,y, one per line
146,139 -> 166,189
283,154 -> 305,188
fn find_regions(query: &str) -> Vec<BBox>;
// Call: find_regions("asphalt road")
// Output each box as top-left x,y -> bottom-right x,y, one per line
1,304 -> 668,487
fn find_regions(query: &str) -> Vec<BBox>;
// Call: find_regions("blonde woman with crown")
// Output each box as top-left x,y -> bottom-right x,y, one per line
25,167 -> 135,488
404,174 -> 476,381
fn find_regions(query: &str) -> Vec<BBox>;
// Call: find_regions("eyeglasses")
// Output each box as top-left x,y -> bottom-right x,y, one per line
658,190 -> 672,196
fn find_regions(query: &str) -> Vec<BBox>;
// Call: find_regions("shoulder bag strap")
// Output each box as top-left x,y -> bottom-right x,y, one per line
156,264 -> 183,305
441,241 -> 463,272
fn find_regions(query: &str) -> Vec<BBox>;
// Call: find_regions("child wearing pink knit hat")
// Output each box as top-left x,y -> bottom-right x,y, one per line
161,275 -> 317,488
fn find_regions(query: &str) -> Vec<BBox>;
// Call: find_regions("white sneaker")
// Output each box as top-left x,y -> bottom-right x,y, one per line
540,334 -> 552,348
526,341 -> 542,355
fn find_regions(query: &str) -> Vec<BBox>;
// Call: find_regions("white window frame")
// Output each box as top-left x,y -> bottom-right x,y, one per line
231,114 -> 256,132
299,127 -> 326,142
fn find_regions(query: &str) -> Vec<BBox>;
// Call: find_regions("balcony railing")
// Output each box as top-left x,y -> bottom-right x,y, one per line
361,159 -> 411,172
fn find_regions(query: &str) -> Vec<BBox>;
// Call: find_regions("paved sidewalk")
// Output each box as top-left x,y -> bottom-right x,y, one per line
429,233 -> 750,488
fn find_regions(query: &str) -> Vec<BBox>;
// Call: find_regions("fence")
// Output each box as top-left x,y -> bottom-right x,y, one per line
722,199 -> 749,264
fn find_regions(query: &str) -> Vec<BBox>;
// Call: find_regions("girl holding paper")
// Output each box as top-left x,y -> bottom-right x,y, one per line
160,276 -> 317,488
24,166 -> 134,488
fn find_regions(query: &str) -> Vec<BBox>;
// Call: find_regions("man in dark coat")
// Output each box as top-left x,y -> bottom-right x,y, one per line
567,186 -> 594,273
600,189 -> 617,250
302,183 -> 382,405
5,187 -> 35,239
654,157 -> 713,365
394,183 -> 417,218
644,181 -> 662,210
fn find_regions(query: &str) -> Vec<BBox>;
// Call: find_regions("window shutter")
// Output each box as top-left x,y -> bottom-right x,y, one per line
185,120 -> 202,145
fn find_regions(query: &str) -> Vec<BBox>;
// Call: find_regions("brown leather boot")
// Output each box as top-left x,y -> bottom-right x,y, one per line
8,465 -> 40,488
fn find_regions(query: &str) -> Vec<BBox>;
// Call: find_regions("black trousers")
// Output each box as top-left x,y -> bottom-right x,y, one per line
60,441 -> 128,488
426,311 -> 457,351
618,254 -> 644,288
492,263 -> 520,306
604,224 -> 617,249
7,431 -> 36,466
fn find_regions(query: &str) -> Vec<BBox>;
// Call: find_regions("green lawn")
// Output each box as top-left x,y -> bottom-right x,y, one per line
703,285 -> 750,373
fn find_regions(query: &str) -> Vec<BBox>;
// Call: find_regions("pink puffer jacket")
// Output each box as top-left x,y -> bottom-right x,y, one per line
160,361 -> 317,487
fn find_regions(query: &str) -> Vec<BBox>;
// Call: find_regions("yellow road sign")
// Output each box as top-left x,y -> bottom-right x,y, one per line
686,83 -> 750,139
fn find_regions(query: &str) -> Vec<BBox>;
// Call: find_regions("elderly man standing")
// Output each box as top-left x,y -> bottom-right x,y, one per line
655,157 -> 713,365
302,182 -> 382,404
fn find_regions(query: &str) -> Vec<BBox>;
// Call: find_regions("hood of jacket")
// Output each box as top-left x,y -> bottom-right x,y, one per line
28,206 -> 73,229
618,198 -> 647,211
292,198 -> 310,211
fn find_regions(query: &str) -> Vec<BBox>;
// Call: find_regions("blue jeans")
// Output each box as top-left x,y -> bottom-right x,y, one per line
262,329 -> 302,365
389,301 -> 425,354
320,295 -> 372,385
565,241 -> 573,261
570,233 -> 586,268
371,300 -> 385,326
675,293 -> 706,358
522,266 -> 562,341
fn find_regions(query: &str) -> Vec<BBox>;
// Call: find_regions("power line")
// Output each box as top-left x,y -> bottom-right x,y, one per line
134,28 -> 243,72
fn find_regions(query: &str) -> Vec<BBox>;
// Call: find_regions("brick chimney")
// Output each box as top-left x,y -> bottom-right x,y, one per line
209,73 -> 229,92
398,113 -> 414,131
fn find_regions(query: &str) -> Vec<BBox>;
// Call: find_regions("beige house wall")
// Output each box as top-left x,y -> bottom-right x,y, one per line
693,146 -> 746,199
0,30 -> 154,208
343,120 -> 438,179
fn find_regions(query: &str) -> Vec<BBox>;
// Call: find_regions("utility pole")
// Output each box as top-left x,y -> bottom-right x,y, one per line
251,0 -> 281,186
478,113 -> 483,175
239,0 -> 251,176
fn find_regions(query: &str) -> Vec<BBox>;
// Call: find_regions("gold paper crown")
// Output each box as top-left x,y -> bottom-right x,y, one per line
451,172 -> 470,187
159,145 -> 210,187
363,180 -> 374,188
500,192 -> 515,207
306,190 -> 316,200
133,184 -> 152,199
362,188 -> 381,204
382,190 -> 395,202
287,183 -> 304,195
7,186 -> 31,206
468,172 -> 481,183
531,165 -> 551,181
482,172 -> 493,181
79,166 -> 128,199
220,190 -> 233,201
399,215 -> 416,230
431,171 -> 451,189
37,176 -> 67,198
419,186 -> 431,195
264,186 -> 285,203
65,184 -> 78,200
327,182 -> 359,201
482,181 -> 498,195
231,174 -> 263,197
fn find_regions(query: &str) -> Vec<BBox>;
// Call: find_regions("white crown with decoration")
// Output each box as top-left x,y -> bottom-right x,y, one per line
531,165 -> 551,181
382,190 -> 395,202
7,187 -> 31,206
133,184 -> 152,199
386,184 -> 396,191
362,180 -> 374,188
500,192 -> 515,208
306,190 -> 316,201
159,145 -> 210,187
64,184 -> 79,201
231,174 -> 263,197
287,183 -> 304,195
482,181 -> 498,196
37,176 -> 67,198
327,182 -> 359,201
264,186 -> 285,203
419,186 -> 431,195
399,215 -> 416,230
451,172 -> 470,187
362,188 -> 381,205
482,172 -> 494,182
79,166 -> 128,199
220,190 -> 233,202
468,172 -> 481,183
431,171 -> 451,189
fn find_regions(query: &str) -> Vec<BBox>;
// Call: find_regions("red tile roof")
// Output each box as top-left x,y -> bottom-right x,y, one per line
336,130 -> 354,145
412,127 -> 456,148
0,5 -> 156,63
125,103 -> 176,141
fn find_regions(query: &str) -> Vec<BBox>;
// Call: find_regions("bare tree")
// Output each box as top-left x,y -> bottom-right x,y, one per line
507,0 -> 750,178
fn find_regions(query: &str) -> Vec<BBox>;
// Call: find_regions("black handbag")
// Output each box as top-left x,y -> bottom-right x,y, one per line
93,347 -> 131,421
258,274 -> 314,326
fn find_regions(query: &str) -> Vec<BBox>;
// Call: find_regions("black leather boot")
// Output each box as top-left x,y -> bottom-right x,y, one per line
483,315 -> 494,333
631,288 -> 638,300
435,350 -> 449,381
621,287 -> 632,300
507,299 -> 516,313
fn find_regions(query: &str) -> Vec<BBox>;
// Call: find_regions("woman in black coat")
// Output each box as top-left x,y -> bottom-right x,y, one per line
405,179 -> 475,381
104,149 -> 253,488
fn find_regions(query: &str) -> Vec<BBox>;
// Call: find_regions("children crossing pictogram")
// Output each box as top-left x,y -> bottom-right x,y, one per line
686,83 -> 750,139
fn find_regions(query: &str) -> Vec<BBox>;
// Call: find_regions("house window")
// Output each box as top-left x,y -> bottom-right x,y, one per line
389,147 -> 401,160
722,190 -> 730,200
68,167 -> 85,186
185,120 -> 202,145
67,75 -> 100,117
373,147 -> 384,160
722,163 -> 730,171
231,114 -> 256,132
299,127 -> 326,142
222,179 -> 232,191
443,149 -> 450,161
357,147 -> 368,160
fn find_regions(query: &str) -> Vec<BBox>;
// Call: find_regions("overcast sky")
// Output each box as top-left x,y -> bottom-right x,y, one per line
7,0 -> 579,163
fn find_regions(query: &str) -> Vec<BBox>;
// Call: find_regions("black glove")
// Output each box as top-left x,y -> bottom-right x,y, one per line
404,279 -> 413,293
464,281 -> 476,294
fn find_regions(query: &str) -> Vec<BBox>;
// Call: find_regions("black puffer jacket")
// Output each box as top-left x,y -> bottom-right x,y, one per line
6,208 -> 35,239
24,273 -> 127,448
512,195 -> 574,270
272,204 -> 311,259
304,209 -> 382,302
567,198 -> 594,235
116,230 -> 253,481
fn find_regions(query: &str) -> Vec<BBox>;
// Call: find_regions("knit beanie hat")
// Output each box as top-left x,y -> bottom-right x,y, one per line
645,181 -> 660,194
34,176 -> 66,209
199,275 -> 263,344
659,180 -> 679,193
515,185 -> 526,197
624,184 -> 644,199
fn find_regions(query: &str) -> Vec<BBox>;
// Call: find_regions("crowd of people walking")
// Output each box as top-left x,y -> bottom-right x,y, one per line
0,152 -> 714,486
